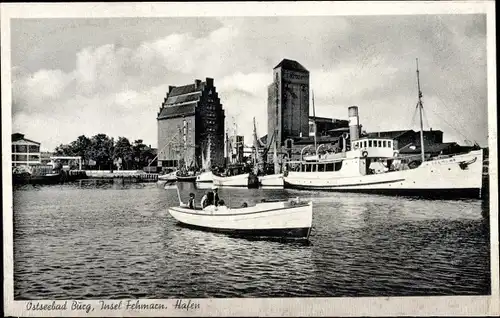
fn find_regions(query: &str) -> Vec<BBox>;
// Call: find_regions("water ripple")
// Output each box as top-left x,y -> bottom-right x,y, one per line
13,182 -> 490,299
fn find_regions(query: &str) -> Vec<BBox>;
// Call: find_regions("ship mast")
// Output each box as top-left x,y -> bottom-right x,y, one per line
312,90 -> 317,155
416,58 -> 425,163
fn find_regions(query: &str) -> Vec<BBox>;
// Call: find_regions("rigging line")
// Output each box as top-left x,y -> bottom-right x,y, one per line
422,107 -> 431,131
426,107 -> 474,143
410,103 -> 419,130
433,95 -> 475,142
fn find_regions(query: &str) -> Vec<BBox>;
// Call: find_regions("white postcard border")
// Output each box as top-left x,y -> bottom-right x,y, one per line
2,1 -> 498,317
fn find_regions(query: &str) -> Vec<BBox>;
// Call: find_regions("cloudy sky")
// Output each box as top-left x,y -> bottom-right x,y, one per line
10,14 -> 488,151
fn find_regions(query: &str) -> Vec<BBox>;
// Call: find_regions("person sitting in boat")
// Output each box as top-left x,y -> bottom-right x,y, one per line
200,186 -> 220,208
200,191 -> 211,209
212,186 -> 220,207
188,193 -> 196,209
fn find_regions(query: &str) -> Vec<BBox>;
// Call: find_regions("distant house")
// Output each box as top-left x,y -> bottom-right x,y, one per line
11,133 -> 41,166
366,129 -> 443,149
399,142 -> 469,156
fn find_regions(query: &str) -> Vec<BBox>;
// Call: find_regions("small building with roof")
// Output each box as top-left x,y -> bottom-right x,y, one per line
11,133 -> 41,166
157,78 -> 225,171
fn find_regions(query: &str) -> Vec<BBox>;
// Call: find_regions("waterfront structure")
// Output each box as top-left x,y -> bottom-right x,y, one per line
157,78 -> 225,171
11,133 -> 41,166
309,116 -> 350,137
267,59 -> 310,147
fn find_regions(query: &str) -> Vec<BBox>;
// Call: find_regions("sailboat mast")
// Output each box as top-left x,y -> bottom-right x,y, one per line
416,58 -> 425,163
312,90 -> 317,154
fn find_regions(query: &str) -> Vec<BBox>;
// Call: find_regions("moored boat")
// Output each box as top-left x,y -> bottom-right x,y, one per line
196,170 -> 213,183
258,173 -> 284,187
212,173 -> 250,187
176,169 -> 198,182
168,199 -> 313,239
158,170 -> 178,182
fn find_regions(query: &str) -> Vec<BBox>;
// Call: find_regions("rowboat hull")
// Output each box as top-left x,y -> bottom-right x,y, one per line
168,201 -> 313,239
212,173 -> 249,187
176,175 -> 197,182
258,174 -> 284,187
196,171 -> 213,183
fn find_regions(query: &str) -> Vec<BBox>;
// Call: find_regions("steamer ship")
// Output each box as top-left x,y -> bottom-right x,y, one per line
283,60 -> 484,199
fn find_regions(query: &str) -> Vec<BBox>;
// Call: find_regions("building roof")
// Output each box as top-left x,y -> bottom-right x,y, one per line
158,103 -> 196,120
165,92 -> 201,106
12,133 -> 40,145
366,130 -> 415,139
399,142 -> 460,154
274,59 -> 309,72
169,84 -> 200,97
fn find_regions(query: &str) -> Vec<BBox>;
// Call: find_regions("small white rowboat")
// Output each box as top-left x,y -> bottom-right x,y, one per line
212,173 -> 249,187
258,173 -> 284,187
168,199 -> 313,239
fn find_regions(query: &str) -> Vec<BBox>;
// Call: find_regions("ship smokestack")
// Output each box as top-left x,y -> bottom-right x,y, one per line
348,106 -> 360,142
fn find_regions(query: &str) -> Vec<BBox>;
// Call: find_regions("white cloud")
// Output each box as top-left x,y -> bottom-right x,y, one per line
11,16 -> 489,151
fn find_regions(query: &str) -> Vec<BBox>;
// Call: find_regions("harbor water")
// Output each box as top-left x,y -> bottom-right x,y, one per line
13,181 -> 490,299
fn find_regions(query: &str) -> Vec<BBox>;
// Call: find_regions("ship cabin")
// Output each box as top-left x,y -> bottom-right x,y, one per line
286,137 -> 399,174
348,137 -> 397,159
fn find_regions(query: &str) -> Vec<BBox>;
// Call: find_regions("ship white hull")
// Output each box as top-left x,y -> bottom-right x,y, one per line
196,171 -> 213,183
168,201 -> 312,239
284,150 -> 484,199
212,173 -> 249,187
258,174 -> 284,187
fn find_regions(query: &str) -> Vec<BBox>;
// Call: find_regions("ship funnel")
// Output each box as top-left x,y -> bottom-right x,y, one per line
348,106 -> 360,142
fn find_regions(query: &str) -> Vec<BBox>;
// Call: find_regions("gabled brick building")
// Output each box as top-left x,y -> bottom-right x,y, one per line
157,78 -> 225,171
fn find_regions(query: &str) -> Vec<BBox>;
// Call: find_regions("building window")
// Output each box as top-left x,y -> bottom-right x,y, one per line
16,145 -> 27,153
378,140 -> 382,147
318,164 -> 325,172
388,141 -> 392,149
368,140 -> 372,147
373,140 -> 377,147
383,140 -> 387,147
29,155 -> 40,161
326,163 -> 334,171
16,154 -> 27,161
29,145 -> 40,153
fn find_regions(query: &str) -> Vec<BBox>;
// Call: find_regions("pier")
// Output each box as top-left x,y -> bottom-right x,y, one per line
85,170 -> 159,183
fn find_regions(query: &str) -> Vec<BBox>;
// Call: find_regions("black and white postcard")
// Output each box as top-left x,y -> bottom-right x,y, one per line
2,1 -> 498,317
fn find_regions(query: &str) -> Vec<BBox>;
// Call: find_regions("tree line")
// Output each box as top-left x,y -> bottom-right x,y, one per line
54,134 -> 156,170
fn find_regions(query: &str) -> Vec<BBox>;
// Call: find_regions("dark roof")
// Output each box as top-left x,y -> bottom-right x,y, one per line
292,136 -> 341,145
274,59 -> 309,72
158,103 -> 196,120
367,130 -> 415,139
165,92 -> 201,106
399,142 -> 460,154
169,84 -> 199,97
12,133 -> 24,142
12,133 -> 40,144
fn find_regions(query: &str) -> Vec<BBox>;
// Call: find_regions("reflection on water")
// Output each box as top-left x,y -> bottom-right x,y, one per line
13,182 -> 490,299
